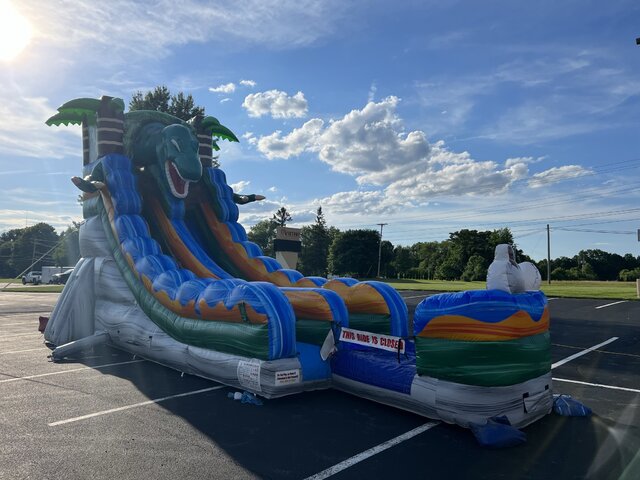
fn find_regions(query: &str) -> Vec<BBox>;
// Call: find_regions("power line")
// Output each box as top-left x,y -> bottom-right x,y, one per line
348,179 -> 640,231
382,207 -> 640,242
341,155 -> 640,231
554,227 -> 636,235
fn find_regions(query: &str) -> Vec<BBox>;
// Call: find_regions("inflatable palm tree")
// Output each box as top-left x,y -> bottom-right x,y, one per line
46,97 -> 125,165
189,115 -> 239,167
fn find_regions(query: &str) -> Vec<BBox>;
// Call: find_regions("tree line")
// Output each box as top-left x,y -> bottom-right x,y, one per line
3,216 -> 638,282
249,207 -> 640,282
0,223 -> 79,277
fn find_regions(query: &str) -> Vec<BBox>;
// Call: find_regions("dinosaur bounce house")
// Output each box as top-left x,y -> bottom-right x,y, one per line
44,96 -> 557,445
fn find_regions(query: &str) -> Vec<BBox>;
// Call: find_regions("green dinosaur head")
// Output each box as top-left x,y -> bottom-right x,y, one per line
153,123 -> 202,199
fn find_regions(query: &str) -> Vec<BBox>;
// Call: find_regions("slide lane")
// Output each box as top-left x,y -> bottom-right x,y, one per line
96,153 -> 296,360
142,185 -> 349,344
192,167 -> 408,337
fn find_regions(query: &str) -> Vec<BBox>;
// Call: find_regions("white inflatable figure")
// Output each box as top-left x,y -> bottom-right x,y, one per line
486,244 -> 525,293
518,262 -> 542,291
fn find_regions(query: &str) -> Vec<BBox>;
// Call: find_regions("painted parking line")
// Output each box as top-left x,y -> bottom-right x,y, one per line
48,385 -> 225,426
303,422 -> 440,480
552,343 -> 640,360
551,337 -> 618,369
553,378 -> 640,394
305,336 -> 623,480
0,322 -> 34,326
0,359 -> 145,384
595,301 -> 628,310
402,294 -> 433,300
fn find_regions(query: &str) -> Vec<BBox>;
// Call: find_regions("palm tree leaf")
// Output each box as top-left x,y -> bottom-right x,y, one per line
45,111 -> 96,127
57,98 -> 102,112
201,116 -> 239,142
46,97 -> 104,127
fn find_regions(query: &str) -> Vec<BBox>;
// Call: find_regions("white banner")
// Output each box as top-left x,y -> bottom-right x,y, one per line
338,327 -> 405,354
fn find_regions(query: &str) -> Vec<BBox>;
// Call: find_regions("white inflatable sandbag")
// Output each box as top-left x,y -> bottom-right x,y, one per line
519,261 -> 542,291
486,244 -> 525,294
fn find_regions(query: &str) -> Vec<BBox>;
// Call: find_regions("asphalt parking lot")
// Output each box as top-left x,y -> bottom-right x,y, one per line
1,291 -> 639,480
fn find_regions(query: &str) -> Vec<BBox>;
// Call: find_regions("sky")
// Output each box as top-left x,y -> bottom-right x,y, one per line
0,0 -> 639,261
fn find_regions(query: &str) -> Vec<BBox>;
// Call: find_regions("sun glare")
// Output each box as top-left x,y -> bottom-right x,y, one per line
0,0 -> 32,61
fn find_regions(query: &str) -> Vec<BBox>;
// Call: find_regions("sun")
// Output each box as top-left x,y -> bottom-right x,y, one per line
0,0 -> 32,61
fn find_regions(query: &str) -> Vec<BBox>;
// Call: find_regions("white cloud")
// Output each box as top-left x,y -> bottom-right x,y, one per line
384,146 -> 529,200
505,156 -> 540,168
20,0 -> 351,60
256,97 -> 431,180
316,190 -> 392,215
209,83 -> 236,94
242,131 -> 258,146
316,97 -> 430,183
229,180 -> 250,193
253,96 -> 545,213
368,82 -> 377,102
0,206 -> 82,233
242,90 -> 308,119
257,119 -> 323,159
0,90 -> 79,159
528,165 -> 592,188
268,186 -> 278,192
220,98 -> 231,104
240,79 -> 257,87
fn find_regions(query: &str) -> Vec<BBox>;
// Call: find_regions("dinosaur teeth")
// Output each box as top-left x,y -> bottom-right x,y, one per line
165,161 -> 190,198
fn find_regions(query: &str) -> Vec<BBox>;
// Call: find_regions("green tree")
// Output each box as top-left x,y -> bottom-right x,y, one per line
299,207 -> 334,276
129,86 -> 205,121
380,240 -> 395,277
415,241 -> 451,280
5,223 -> 60,276
392,245 -> 414,278
53,223 -> 81,266
576,249 -> 627,280
488,228 -> 514,251
449,229 -> 492,267
435,257 -> 461,281
247,219 -> 277,257
328,229 -> 379,277
461,254 -> 487,281
619,268 -> 640,281
272,207 -> 292,227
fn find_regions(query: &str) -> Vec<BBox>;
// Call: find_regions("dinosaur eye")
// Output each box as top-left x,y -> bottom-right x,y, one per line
171,139 -> 181,152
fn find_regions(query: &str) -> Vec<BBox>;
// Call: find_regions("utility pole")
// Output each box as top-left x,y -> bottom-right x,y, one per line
546,224 -> 551,285
376,223 -> 388,278
31,237 -> 37,268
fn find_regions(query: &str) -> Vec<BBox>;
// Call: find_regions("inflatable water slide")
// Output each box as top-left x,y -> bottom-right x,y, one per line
44,96 -> 552,430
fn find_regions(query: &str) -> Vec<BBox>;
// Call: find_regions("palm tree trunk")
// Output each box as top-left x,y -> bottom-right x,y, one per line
81,117 -> 90,165
97,96 -> 124,158
189,114 -> 213,167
